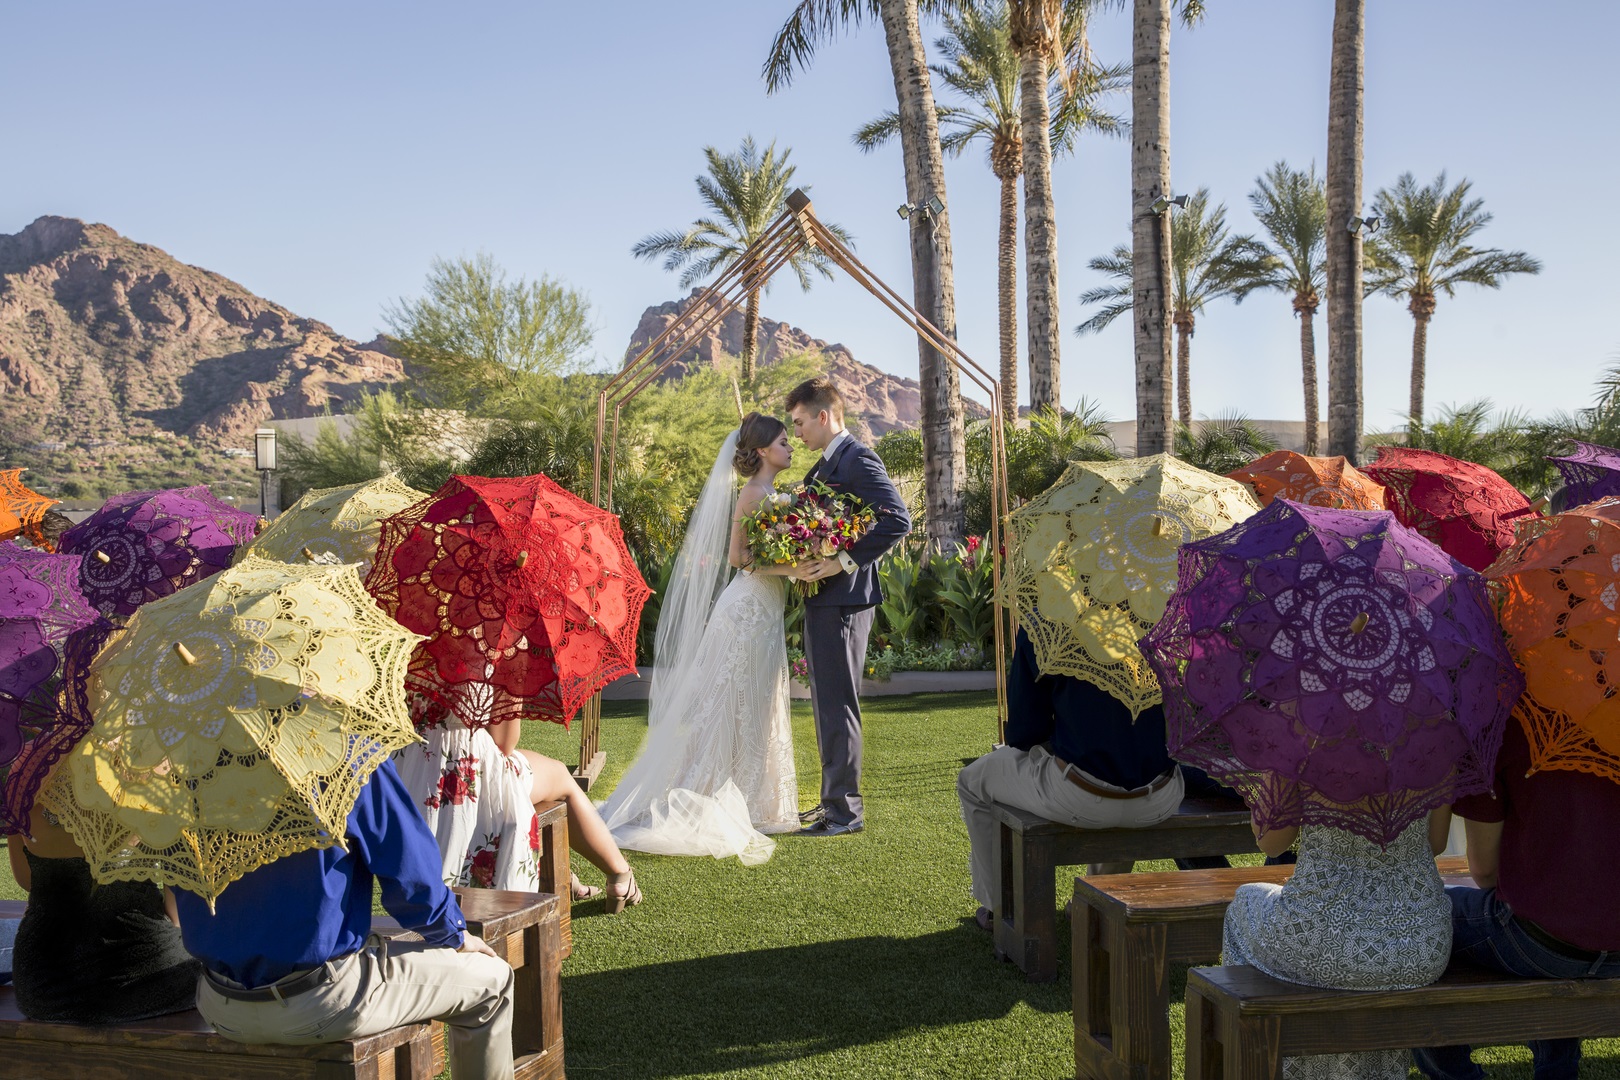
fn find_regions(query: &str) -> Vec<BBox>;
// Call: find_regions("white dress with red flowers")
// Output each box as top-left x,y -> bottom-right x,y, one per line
393,713 -> 541,891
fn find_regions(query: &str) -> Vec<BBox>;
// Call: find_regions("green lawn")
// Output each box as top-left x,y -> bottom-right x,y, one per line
518,693 -> 1619,1079
1,691 -> 1612,1077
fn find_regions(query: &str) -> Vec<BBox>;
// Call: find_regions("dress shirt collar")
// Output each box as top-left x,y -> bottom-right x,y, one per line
822,430 -> 851,461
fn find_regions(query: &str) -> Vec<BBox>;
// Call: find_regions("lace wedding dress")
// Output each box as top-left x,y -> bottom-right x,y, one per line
597,433 -> 798,864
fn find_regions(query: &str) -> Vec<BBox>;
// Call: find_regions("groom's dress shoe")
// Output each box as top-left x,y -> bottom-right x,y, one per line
797,804 -> 827,825
798,819 -> 863,837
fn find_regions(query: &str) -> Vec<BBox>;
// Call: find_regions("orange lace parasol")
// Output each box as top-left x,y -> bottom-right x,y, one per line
0,470 -> 59,549
1226,450 -> 1386,510
1486,497 -> 1620,783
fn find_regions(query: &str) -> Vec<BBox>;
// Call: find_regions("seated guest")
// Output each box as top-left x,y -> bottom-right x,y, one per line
1225,794 -> 1452,1080
1413,721 -> 1620,1080
7,795 -> 199,1022
172,759 -> 516,1080
958,628 -> 1208,930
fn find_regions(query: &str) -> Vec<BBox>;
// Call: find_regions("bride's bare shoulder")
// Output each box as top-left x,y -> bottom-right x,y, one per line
736,480 -> 774,517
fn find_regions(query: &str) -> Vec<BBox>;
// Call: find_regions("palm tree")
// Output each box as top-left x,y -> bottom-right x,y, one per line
1075,189 -> 1270,423
1365,171 -> 1542,429
766,0 -> 968,545
1248,161 -> 1328,454
1130,0 -> 1205,457
1325,0 -> 1365,460
632,138 -> 848,382
1174,413 -> 1279,474
854,1 -> 1126,424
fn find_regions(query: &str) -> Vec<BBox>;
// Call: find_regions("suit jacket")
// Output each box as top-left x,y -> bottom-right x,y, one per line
801,435 -> 911,608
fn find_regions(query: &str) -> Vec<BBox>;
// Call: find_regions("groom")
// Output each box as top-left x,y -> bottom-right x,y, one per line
786,376 -> 912,837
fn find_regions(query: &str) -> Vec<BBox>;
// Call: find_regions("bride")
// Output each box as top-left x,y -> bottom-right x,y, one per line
597,413 -> 801,864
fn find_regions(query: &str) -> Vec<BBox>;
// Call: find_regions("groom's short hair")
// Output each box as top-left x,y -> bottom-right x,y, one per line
785,376 -> 844,421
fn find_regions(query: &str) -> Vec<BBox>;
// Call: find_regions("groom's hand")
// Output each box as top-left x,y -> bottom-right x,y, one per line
800,558 -> 843,582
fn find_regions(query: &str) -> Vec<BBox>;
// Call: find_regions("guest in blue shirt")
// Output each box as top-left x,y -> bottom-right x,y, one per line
958,629 -> 1213,929
173,759 -> 516,1080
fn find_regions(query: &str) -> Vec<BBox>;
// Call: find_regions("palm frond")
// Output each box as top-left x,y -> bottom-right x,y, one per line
763,0 -> 877,93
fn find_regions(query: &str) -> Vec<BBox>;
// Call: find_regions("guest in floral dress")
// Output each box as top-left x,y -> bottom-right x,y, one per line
1222,802 -> 1454,1080
394,692 -> 643,912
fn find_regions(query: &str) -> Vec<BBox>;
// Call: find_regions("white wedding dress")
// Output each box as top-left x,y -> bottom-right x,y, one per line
597,433 -> 798,865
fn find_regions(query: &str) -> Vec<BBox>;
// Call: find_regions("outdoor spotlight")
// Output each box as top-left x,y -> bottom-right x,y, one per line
1348,214 -> 1381,236
896,203 -> 912,221
899,196 -> 946,222
254,427 -> 277,472
925,195 -> 945,216
1151,194 -> 1190,215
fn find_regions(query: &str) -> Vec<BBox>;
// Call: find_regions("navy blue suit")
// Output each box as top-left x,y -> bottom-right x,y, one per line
800,435 -> 911,827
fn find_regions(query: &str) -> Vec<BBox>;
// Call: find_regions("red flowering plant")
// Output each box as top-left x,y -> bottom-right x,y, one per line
740,480 -> 877,596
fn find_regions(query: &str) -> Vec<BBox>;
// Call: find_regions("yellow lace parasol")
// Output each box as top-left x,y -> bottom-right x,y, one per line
244,475 -> 427,572
42,555 -> 425,907
1000,454 -> 1261,715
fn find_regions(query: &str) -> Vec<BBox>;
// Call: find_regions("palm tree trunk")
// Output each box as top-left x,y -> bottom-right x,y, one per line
1409,308 -> 1430,431
878,0 -> 966,545
1325,0 -> 1365,461
1131,0 -> 1174,456
997,169 -> 1019,426
1018,46 -> 1060,412
1174,310 -> 1193,425
1299,303 -> 1320,455
742,288 -> 760,383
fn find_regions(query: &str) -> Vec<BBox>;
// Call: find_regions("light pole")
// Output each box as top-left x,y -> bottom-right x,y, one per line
255,427 -> 278,518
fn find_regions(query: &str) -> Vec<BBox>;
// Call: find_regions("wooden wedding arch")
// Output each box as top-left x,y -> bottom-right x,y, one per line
573,189 -> 1010,788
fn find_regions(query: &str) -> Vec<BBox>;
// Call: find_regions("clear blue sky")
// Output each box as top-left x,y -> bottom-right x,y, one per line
3,1 -> 1615,429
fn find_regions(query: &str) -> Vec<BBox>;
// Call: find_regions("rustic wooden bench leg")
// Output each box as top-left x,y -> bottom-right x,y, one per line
1224,1009 -> 1282,1080
1185,981 -> 1220,1080
511,912 -> 565,1079
396,1025 -> 437,1080
1073,892 -> 1115,1078
994,822 -> 1058,981
1111,921 -> 1171,1080
533,800 -> 572,958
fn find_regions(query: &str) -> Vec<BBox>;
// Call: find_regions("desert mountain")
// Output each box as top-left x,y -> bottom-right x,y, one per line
0,215 -> 404,449
624,289 -> 982,437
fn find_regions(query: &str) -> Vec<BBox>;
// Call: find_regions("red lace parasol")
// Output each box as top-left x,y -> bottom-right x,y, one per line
1363,447 -> 1537,571
365,474 -> 650,730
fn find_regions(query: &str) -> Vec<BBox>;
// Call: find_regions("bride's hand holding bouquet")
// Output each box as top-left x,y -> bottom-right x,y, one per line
741,481 -> 876,595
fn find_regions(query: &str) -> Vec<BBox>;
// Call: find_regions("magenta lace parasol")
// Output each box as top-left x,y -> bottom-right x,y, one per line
59,485 -> 260,617
1140,499 -> 1523,845
1549,441 -> 1620,509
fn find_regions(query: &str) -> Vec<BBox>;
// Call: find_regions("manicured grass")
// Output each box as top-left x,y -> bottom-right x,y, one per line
518,693 -> 1620,1079
1,691 -> 1613,1077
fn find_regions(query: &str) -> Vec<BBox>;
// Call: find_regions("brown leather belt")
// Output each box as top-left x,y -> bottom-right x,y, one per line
204,962 -> 333,1003
1517,916 -> 1608,964
1054,758 -> 1177,800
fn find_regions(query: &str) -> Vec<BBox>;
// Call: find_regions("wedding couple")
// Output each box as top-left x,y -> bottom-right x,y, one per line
598,377 -> 911,863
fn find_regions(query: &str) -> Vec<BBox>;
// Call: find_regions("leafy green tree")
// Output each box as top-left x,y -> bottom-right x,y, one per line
277,392 -> 458,502
1364,172 -> 1543,429
1075,188 -> 1271,423
1248,162 -> 1328,453
854,0 -> 1125,423
1173,414 -> 1279,475
382,254 -> 594,417
633,138 -> 848,382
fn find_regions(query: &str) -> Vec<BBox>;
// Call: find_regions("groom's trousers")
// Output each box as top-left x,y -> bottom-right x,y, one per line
803,604 -> 875,828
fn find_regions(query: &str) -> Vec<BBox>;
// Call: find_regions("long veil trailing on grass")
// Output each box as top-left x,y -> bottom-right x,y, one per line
596,430 -> 797,864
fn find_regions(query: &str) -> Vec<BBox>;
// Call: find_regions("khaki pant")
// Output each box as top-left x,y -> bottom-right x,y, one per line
197,938 -> 515,1080
958,744 -> 1185,909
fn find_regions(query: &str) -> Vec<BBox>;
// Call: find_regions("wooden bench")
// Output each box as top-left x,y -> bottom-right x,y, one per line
531,799 -> 572,958
1071,858 -> 1470,1080
1186,961 -> 1620,1080
0,888 -> 564,1080
991,796 -> 1260,981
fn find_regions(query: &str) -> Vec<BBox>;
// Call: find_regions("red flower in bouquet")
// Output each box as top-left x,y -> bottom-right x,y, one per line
740,481 -> 878,595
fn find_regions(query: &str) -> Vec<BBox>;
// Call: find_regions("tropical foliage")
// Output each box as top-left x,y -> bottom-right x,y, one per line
1365,171 -> 1542,427
1248,161 -> 1328,453
633,138 -> 849,381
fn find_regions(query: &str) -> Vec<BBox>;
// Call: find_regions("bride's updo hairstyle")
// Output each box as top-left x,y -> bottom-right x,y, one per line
734,412 -> 787,477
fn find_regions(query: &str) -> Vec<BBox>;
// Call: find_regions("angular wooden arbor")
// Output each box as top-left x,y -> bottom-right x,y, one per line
572,190 -> 1009,789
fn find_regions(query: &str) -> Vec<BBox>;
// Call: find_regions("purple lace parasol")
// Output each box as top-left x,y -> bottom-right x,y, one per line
1,620 -> 113,834
1139,499 -> 1523,845
0,543 -> 105,832
1550,441 -> 1620,509
59,485 -> 260,617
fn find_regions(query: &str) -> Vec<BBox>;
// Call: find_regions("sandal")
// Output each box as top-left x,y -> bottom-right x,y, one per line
569,872 -> 602,902
604,869 -> 643,915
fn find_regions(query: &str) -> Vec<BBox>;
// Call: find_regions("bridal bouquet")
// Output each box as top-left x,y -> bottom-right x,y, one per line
742,481 -> 877,595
